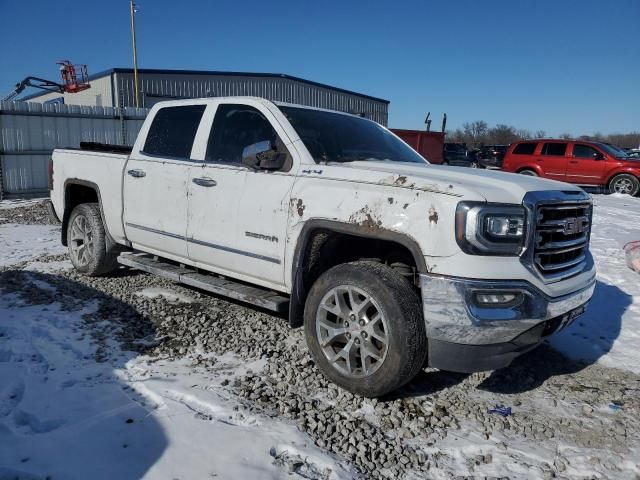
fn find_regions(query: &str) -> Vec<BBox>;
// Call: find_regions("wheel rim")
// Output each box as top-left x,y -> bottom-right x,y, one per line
316,285 -> 389,378
520,170 -> 536,176
614,178 -> 634,194
69,214 -> 94,266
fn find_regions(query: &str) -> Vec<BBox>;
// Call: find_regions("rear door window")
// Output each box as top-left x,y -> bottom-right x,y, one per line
143,105 -> 206,159
541,143 -> 567,156
512,142 -> 537,155
573,144 -> 600,158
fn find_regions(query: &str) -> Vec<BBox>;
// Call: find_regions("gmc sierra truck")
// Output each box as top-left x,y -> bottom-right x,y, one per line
49,97 -> 596,397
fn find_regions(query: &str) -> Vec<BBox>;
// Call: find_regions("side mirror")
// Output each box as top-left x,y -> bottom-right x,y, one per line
242,140 -> 286,170
593,152 -> 605,160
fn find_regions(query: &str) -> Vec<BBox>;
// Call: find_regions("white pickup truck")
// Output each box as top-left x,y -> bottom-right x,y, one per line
49,97 -> 596,397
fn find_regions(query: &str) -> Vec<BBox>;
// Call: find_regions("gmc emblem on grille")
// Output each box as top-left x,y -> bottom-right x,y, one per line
563,216 -> 588,235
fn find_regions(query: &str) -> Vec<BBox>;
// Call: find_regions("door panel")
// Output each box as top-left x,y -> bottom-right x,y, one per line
122,103 -> 207,258
187,163 -> 247,273
537,142 -> 568,181
123,158 -> 191,257
566,144 -> 606,185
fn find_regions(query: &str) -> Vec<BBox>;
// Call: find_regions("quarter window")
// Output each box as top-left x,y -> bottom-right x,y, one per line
541,143 -> 567,156
512,142 -> 537,155
573,144 -> 600,159
143,105 -> 206,159
206,104 -> 279,163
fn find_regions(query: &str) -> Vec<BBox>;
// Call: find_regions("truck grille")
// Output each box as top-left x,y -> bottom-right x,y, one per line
533,202 -> 592,277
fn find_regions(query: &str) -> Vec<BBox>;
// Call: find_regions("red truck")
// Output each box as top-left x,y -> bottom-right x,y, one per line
502,139 -> 640,196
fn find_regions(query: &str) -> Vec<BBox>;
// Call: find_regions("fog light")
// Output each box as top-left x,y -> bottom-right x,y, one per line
475,292 -> 520,306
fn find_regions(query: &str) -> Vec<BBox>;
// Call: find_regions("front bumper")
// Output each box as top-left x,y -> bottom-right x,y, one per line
420,274 -> 595,372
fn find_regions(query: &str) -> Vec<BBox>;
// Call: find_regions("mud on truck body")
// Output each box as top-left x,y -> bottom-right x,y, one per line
49,97 -> 595,397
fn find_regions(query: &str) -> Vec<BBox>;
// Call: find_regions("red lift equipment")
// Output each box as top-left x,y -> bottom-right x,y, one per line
2,61 -> 91,102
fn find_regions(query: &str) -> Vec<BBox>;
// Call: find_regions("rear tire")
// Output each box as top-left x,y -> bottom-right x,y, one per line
609,174 -> 640,196
518,169 -> 538,177
67,203 -> 118,276
304,261 -> 427,397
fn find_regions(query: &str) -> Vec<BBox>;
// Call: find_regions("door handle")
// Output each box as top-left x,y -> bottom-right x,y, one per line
192,177 -> 217,187
127,169 -> 146,178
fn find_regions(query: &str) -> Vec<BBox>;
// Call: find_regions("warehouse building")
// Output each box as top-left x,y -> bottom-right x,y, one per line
22,68 -> 390,125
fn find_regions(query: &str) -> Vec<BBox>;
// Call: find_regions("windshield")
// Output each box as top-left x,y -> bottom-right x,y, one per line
597,142 -> 629,158
279,106 -> 428,164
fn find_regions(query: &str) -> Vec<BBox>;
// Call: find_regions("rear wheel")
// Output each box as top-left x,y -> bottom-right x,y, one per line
470,161 -> 479,169
609,174 -> 639,196
67,203 -> 118,276
304,261 -> 427,397
518,169 -> 538,177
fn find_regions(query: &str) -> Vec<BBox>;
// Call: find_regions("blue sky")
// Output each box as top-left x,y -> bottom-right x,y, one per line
1,0 -> 638,135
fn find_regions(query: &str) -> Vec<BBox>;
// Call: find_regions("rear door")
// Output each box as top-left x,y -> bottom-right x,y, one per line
566,143 -> 606,185
123,104 -> 206,259
538,142 -> 569,181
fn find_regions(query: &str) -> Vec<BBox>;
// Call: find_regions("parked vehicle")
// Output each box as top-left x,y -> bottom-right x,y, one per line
391,129 -> 445,164
478,144 -> 508,169
502,139 -> 640,196
443,143 -> 478,168
49,98 -> 596,397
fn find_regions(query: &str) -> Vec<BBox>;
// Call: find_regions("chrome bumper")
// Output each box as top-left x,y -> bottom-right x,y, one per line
420,274 -> 596,345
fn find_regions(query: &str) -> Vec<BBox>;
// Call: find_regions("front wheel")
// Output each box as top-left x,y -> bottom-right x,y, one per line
518,169 -> 538,177
609,174 -> 640,196
67,203 -> 118,276
304,261 -> 427,397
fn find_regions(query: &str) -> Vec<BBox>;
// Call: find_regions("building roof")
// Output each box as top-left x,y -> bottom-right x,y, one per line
21,68 -> 390,104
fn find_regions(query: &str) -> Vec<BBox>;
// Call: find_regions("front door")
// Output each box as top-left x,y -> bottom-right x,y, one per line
123,104 -> 206,259
566,143 -> 606,185
187,103 -> 295,289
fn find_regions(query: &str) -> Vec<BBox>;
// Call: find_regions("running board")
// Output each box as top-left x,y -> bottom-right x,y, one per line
117,252 -> 289,313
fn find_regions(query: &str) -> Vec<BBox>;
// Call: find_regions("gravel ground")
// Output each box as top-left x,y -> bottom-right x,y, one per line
0,200 -> 56,225
2,201 -> 639,479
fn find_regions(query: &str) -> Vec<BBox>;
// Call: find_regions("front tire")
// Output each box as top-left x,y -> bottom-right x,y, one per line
67,203 -> 118,276
518,169 -> 538,176
304,261 -> 427,397
609,174 -> 640,196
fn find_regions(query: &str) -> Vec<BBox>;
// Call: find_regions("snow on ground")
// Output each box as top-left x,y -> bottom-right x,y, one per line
0,224 -> 66,267
0,280 -> 351,480
549,193 -> 640,373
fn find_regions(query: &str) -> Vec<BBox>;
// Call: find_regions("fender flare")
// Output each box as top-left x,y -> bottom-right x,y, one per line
61,179 -> 117,250
287,219 -> 427,327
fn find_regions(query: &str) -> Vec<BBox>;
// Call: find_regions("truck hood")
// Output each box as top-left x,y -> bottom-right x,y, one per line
329,161 -> 582,204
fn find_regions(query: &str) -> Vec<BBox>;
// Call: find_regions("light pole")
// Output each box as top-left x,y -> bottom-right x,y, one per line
129,0 -> 140,108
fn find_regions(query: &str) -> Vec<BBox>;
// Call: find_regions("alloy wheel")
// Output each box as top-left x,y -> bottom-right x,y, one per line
316,285 -> 389,378
69,214 -> 94,266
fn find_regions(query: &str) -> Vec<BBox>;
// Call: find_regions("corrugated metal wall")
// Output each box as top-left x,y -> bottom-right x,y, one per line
115,72 -> 389,125
0,101 -> 147,198
24,76 -> 114,107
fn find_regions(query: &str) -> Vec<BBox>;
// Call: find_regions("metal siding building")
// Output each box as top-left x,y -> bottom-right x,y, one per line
23,68 -> 390,125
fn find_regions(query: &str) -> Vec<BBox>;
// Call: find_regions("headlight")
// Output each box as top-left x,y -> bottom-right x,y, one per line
455,202 -> 526,255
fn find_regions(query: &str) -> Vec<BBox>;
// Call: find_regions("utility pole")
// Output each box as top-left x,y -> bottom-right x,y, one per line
129,0 -> 140,107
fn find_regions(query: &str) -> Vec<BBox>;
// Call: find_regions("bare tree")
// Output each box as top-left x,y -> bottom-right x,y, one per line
534,130 -> 546,138
488,124 -> 519,145
462,121 -> 488,147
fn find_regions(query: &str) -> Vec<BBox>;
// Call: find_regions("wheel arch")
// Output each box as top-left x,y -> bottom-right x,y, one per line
288,219 -> 427,327
61,179 -> 115,248
605,169 -> 640,186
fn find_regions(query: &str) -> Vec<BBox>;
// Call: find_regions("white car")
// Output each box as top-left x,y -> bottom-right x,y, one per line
49,97 -> 596,397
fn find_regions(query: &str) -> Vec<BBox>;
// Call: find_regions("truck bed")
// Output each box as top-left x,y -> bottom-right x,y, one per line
50,148 -> 129,244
